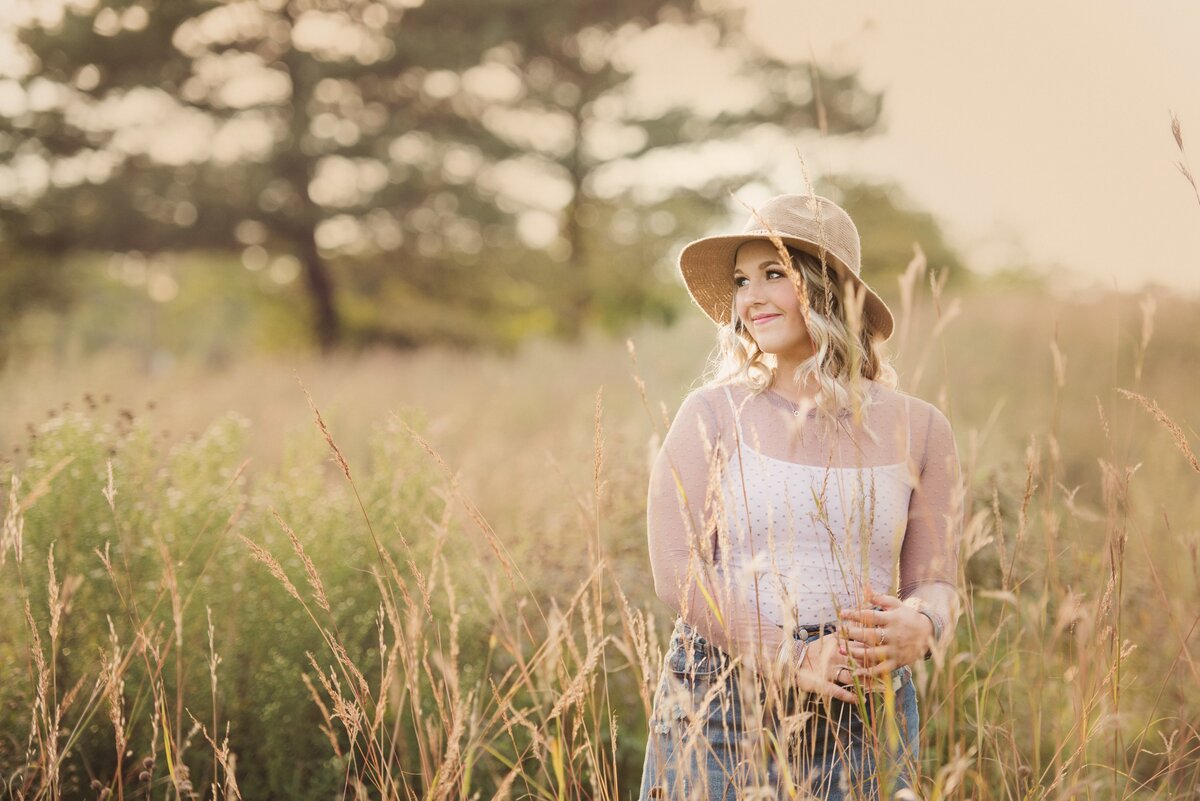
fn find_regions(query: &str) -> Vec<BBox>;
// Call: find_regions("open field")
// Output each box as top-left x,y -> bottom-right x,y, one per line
2,280 -> 1199,799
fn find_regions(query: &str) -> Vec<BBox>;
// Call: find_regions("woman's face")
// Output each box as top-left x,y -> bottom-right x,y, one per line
732,239 -> 814,362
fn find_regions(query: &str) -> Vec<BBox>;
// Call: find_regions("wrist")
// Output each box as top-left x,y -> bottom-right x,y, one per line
916,608 -> 944,659
772,637 -> 811,683
793,638 -> 811,672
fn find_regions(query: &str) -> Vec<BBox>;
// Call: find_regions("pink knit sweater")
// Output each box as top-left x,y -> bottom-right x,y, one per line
646,379 -> 963,666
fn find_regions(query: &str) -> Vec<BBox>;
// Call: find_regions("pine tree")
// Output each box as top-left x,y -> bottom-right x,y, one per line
0,1 -> 883,350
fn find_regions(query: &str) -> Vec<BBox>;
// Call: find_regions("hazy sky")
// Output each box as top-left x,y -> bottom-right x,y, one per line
738,2 -> 1200,292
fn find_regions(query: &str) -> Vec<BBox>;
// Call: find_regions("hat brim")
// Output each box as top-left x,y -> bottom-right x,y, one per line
677,233 -> 895,341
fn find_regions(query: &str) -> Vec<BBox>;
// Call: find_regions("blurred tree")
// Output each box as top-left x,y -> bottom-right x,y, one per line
822,176 -> 968,285
0,0 -> 885,352
473,5 -> 887,338
0,244 -> 71,353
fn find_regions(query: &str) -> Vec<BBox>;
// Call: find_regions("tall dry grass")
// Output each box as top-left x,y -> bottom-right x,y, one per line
2,120 -> 1199,799
3,281 -> 1197,799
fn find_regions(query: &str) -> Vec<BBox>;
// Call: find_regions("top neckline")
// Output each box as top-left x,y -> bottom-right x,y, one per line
732,446 -> 908,472
724,447 -> 913,491
763,380 -> 877,418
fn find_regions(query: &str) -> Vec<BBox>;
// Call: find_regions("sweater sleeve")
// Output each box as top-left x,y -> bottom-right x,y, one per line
646,388 -> 787,670
899,402 -> 963,594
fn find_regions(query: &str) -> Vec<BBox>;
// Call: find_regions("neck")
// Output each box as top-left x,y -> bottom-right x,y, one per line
770,363 -> 821,403
773,345 -> 817,393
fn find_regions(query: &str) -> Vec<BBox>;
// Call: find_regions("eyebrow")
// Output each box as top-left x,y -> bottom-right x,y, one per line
732,258 -> 784,277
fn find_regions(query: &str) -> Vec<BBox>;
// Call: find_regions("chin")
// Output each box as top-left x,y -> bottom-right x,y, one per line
759,339 -> 801,354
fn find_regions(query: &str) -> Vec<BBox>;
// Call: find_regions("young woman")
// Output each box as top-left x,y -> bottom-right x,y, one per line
637,193 -> 963,800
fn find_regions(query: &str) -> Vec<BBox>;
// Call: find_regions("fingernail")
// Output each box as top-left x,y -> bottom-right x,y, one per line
838,646 -> 846,655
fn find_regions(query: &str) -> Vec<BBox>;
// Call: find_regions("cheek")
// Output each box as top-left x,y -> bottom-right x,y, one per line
733,291 -> 750,318
771,282 -> 804,314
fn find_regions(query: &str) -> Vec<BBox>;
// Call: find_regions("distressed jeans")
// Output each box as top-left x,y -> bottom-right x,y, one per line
637,617 -> 920,801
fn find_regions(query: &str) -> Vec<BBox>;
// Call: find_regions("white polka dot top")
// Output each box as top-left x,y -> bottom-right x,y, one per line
715,384 -> 914,629
645,378 -> 962,658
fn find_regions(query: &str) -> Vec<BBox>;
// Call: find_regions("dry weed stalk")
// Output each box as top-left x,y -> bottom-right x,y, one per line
298,377 -> 352,482
271,508 -> 332,614
1117,388 -> 1200,473
3,474 -> 24,566
239,533 -> 302,605
391,412 -> 519,591
1170,110 -> 1200,208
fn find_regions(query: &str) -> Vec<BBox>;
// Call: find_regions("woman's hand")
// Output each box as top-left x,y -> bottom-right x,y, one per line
789,633 -> 857,702
836,583 -> 935,681
788,632 -> 893,702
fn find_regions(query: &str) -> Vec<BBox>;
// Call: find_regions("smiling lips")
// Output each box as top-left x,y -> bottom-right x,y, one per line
752,314 -> 782,325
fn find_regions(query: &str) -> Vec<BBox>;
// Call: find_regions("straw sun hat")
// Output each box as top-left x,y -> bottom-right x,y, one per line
677,193 -> 895,341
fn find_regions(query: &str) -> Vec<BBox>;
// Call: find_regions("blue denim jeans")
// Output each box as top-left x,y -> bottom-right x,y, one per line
637,617 -> 920,801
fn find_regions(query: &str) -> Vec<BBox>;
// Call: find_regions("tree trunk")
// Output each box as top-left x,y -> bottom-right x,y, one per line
560,102 -> 590,341
297,230 -> 339,352
278,26 -> 339,353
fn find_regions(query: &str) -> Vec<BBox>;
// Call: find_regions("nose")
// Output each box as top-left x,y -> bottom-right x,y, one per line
736,288 -> 765,329
740,275 -> 767,307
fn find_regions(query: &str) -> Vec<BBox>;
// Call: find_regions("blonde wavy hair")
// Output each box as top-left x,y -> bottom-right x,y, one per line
700,244 -> 898,426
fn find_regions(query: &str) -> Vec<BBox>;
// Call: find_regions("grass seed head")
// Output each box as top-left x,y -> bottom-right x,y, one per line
239,534 -> 303,604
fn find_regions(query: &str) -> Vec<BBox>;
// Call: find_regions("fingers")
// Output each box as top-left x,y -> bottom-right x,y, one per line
867,590 -> 904,609
828,665 -> 887,699
796,642 -> 857,702
824,681 -> 857,703
802,636 -> 897,700
797,657 -> 885,701
798,680 -> 856,704
824,663 -> 859,701
836,622 -> 886,645
851,659 -> 898,679
838,607 -> 893,627
838,606 -> 872,623
843,583 -> 904,623
842,641 -> 888,667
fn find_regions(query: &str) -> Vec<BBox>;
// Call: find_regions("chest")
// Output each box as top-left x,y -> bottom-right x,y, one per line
718,447 -> 914,543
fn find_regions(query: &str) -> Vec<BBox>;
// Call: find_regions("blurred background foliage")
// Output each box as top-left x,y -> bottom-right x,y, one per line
1,0 -> 978,367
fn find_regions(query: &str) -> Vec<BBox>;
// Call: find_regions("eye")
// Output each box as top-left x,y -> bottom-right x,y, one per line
766,269 -> 784,279
733,276 -> 747,288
